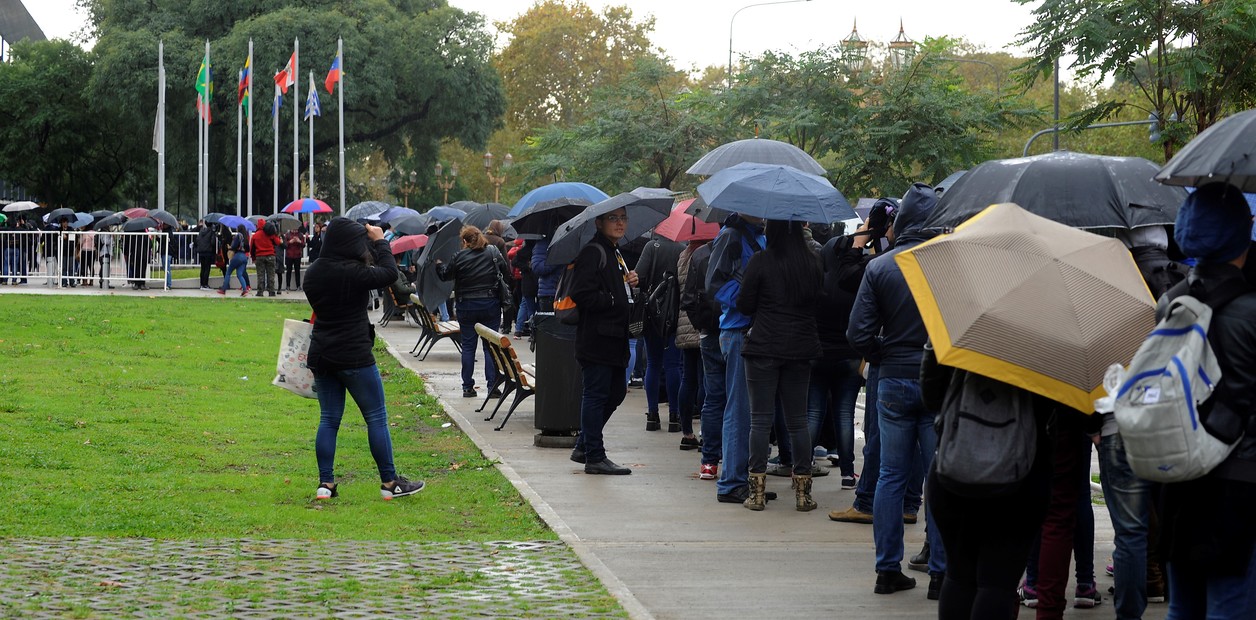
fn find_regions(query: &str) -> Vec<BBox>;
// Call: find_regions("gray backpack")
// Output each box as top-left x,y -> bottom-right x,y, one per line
934,371 -> 1037,497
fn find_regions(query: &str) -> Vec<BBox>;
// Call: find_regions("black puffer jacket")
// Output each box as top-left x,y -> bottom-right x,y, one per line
304,217 -> 399,373
436,245 -> 510,301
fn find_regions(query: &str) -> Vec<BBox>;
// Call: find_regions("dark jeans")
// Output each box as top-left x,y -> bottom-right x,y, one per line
746,356 -> 811,476
698,333 -> 725,467
574,363 -> 628,464
198,252 -> 215,287
1099,433 -> 1152,620
313,365 -> 397,484
807,357 -> 863,477
285,257 -> 302,289
853,365 -> 925,515
931,467 -> 1050,620
677,347 -> 703,436
456,298 -> 501,391
644,328 -> 681,416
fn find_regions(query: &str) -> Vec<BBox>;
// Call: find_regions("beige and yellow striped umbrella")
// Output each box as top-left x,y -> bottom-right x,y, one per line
895,202 -> 1157,413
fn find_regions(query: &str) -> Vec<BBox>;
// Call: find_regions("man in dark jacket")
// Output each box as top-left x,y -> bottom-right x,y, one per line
532,238 -> 563,311
195,222 -> 217,290
1155,183 -> 1256,616
847,183 -> 947,596
635,234 -> 685,431
569,207 -> 638,475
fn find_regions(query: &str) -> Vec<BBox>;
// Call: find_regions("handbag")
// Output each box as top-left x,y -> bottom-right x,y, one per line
273,319 -> 316,399
489,248 -> 513,307
627,290 -> 646,337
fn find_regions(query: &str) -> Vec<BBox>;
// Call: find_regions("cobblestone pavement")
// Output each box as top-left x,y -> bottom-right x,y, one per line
0,538 -> 623,619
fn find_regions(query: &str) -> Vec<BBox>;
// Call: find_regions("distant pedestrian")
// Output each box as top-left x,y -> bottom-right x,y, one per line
284,225 -> 307,291
251,220 -> 281,296
216,225 -> 251,296
194,222 -> 217,290
435,225 -> 511,399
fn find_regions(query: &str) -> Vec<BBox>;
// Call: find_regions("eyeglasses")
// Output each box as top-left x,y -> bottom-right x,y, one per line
602,215 -> 629,223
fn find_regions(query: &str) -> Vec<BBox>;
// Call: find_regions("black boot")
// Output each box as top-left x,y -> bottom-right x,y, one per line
909,542 -> 930,572
667,412 -> 681,433
874,571 -> 916,595
645,411 -> 660,431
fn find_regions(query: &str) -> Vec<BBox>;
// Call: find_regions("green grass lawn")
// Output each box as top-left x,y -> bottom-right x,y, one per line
0,295 -> 554,542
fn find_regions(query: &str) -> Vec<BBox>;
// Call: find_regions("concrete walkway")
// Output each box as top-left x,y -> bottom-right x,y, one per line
6,282 -> 1168,620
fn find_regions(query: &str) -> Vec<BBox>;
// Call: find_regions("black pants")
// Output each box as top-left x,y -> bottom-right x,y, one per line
198,253 -> 215,287
930,466 -> 1050,620
285,258 -> 302,289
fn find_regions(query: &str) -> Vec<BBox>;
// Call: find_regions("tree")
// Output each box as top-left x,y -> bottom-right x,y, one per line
493,0 -> 657,132
1015,0 -> 1256,159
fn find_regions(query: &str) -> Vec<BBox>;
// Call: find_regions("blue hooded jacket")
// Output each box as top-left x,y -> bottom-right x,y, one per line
704,215 -> 765,331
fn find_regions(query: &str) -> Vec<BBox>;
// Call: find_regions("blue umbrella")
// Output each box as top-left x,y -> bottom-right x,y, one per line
219,215 -> 257,232
509,182 -> 610,217
70,212 -> 94,229
378,206 -> 421,224
426,206 -> 467,222
697,162 -> 855,224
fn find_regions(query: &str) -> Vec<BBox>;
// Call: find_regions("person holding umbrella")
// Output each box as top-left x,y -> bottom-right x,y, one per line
435,225 -> 512,399
216,225 -> 252,296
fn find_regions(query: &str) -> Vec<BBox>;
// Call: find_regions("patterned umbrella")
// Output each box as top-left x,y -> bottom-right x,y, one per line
283,198 -> 333,214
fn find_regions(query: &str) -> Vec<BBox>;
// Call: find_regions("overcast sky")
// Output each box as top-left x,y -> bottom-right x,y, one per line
28,0 -> 1040,70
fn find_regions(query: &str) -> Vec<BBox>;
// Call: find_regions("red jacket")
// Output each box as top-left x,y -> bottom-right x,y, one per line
251,229 -> 280,258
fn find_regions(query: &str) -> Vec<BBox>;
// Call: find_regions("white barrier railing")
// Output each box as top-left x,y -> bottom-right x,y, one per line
0,230 -> 172,290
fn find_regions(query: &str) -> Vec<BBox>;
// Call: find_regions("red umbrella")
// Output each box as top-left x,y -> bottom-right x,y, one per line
282,198 -> 333,214
122,207 -> 149,219
390,234 -> 429,254
652,199 -> 721,242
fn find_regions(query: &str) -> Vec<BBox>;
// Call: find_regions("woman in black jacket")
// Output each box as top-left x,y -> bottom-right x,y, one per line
304,217 -> 424,501
436,225 -> 511,398
737,219 -> 823,511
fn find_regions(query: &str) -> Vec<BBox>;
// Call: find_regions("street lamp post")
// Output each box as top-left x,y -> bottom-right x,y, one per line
399,170 -> 418,209
840,19 -> 869,73
484,152 -> 512,203
888,20 -> 915,71
728,0 -> 812,91
434,162 -> 458,204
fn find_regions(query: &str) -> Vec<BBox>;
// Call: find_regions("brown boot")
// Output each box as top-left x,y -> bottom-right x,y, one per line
793,474 -> 817,512
744,472 -> 767,511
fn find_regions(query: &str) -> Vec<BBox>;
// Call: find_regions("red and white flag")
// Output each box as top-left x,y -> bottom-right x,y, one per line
274,52 -> 296,95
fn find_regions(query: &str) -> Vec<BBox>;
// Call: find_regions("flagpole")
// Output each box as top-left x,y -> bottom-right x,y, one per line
308,72 -> 315,199
273,84 -> 280,215
157,40 -> 165,213
203,39 -> 211,220
236,68 -> 243,217
292,37 -> 299,203
247,39 -> 254,218
337,37 -> 345,216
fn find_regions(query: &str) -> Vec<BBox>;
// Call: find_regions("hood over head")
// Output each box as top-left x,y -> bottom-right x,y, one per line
321,216 -> 370,261
893,182 -> 938,238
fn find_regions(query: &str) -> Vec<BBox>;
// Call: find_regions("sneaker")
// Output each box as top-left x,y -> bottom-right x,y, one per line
1146,578 -> 1167,604
828,506 -> 873,523
810,464 -> 830,477
765,462 -> 791,477
380,477 -> 425,500
216,289 -> 226,295
698,463 -> 718,480
240,289 -> 249,297
1018,582 -> 1038,608
628,377 -> 643,388
462,388 -> 477,398
841,474 -> 858,490
315,483 -> 338,500
199,286 -> 211,291
1073,583 -> 1102,609
679,436 -> 701,451
1105,561 -> 1114,577
874,571 -> 916,595
813,446 -> 829,459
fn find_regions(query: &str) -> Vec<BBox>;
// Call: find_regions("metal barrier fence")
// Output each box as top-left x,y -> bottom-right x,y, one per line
0,230 -> 172,290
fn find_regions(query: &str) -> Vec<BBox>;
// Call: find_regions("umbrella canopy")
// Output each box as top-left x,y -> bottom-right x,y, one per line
70,212 -> 94,229
283,198 -> 333,214
93,213 -> 127,230
681,194 -> 731,224
148,209 -> 179,229
687,138 -> 826,176
122,217 -> 158,232
122,207 -> 149,219
345,201 -> 391,222
546,188 -> 674,265
1156,108 -> 1256,192
377,206 -> 421,224
425,206 -> 466,222
509,182 -> 610,217
219,215 -> 257,232
922,151 -> 1187,231
895,202 -> 1156,413
510,197 -> 593,238
697,162 -> 856,224
267,212 -> 301,232
89,209 -> 115,219
390,234 -> 429,254
47,207 -> 76,224
391,215 -> 431,237
654,199 -> 722,242
414,217 -> 464,310
203,212 -> 228,224
446,200 -> 479,213
934,170 -> 967,195
461,202 -> 511,229
2,200 -> 40,212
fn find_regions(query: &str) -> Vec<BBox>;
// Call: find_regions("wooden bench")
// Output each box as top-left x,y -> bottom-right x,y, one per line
409,293 -> 462,361
378,286 -> 416,328
474,323 -> 537,431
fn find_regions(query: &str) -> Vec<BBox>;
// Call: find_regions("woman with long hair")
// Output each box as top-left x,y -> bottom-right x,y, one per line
736,219 -> 824,511
216,225 -> 251,296
436,225 -> 512,398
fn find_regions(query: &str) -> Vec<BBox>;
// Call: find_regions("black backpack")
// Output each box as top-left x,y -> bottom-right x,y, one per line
645,271 -> 680,338
680,245 -> 719,333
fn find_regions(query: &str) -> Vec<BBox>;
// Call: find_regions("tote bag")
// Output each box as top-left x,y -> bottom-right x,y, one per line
273,319 -> 316,399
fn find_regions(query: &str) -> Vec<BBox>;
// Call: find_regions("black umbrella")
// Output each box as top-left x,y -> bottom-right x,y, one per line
90,209 -> 115,220
148,209 -> 179,229
93,213 -> 128,230
391,215 -> 431,237
682,194 -> 730,224
461,202 -> 511,229
546,188 -> 674,265
921,151 -> 1188,231
511,198 -> 593,237
413,217 -> 464,310
122,217 -> 158,232
687,138 -> 826,176
48,207 -> 75,224
267,212 -> 301,232
1156,108 -> 1256,192
447,200 -> 479,213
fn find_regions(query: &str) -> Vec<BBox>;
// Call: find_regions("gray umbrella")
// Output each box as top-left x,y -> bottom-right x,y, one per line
546,188 -> 674,265
687,138 -> 826,176
267,212 -> 301,232
345,201 -> 390,222
682,194 -> 730,224
48,207 -> 75,224
461,202 -> 511,229
414,217 -> 464,310
391,215 -> 431,237
148,209 -> 179,229
93,213 -> 128,230
1156,108 -> 1256,192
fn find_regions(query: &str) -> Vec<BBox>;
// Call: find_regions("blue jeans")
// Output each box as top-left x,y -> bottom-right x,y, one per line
644,329 -> 681,415
1100,433 -> 1151,620
514,295 -> 535,334
220,252 -> 248,290
854,366 -> 925,515
314,364 -> 397,484
1,248 -> 18,282
698,333 -> 725,467
807,357 -> 863,477
626,337 -> 639,383
163,253 -> 172,288
1166,550 -> 1256,620
677,347 -> 703,436
716,329 -> 750,495
574,363 -> 627,464
456,298 -> 501,391
873,377 -> 945,574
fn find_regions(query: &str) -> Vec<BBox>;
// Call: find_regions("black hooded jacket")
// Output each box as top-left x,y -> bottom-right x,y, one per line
304,217 -> 399,373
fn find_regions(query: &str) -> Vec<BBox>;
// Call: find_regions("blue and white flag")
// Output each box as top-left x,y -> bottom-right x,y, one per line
303,87 -> 321,121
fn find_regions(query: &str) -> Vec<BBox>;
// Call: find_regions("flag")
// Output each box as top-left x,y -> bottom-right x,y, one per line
272,85 -> 282,122
274,52 -> 296,94
304,87 -> 321,121
324,53 -> 342,94
237,56 -> 251,108
194,54 -> 213,123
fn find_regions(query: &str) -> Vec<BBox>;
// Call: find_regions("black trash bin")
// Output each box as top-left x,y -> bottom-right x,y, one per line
532,311 -> 582,447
